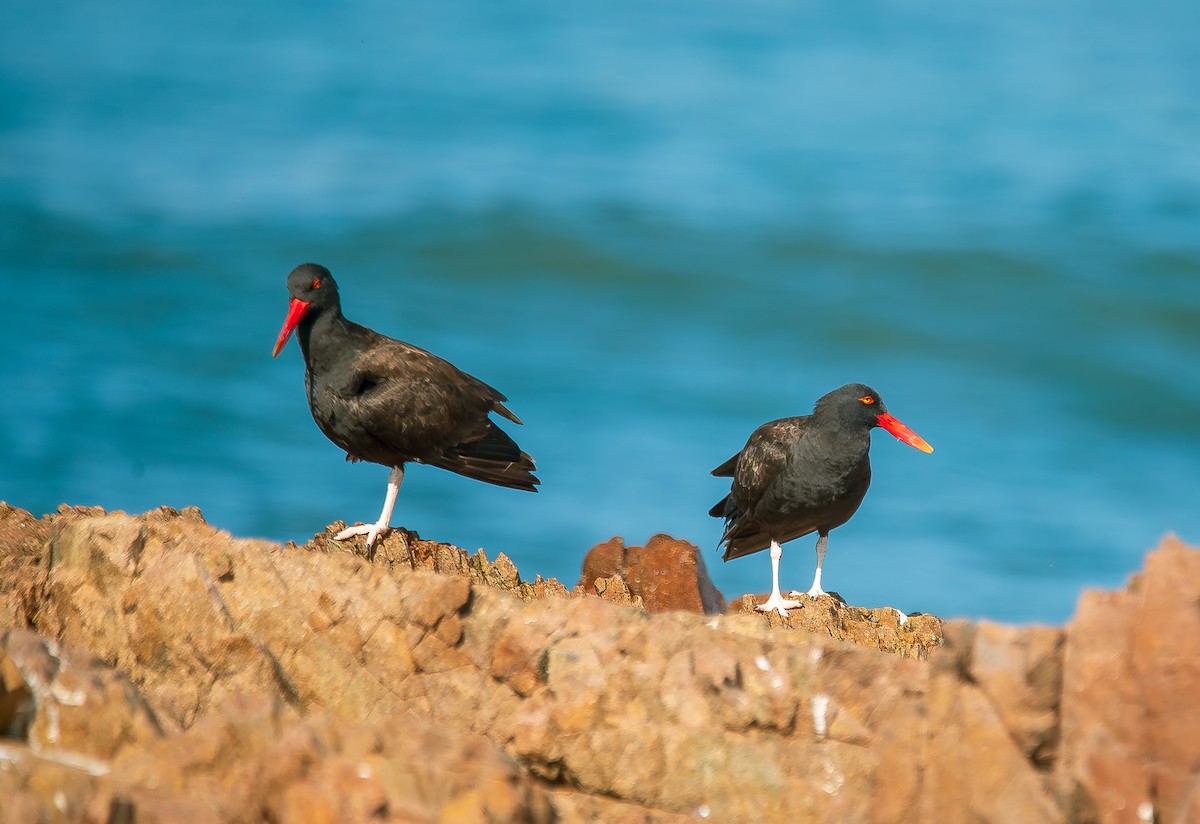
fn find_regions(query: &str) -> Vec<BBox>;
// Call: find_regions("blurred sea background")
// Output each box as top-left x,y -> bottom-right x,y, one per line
2,0 -> 1198,624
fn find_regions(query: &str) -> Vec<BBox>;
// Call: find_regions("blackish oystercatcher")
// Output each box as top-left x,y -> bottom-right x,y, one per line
272,263 -> 538,548
709,383 -> 932,616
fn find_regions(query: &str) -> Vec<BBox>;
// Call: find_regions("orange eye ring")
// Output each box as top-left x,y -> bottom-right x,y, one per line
311,278 -> 322,289
859,395 -> 875,405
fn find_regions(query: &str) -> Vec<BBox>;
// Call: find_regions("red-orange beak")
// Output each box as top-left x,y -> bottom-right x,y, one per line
876,411 -> 934,454
272,298 -> 310,358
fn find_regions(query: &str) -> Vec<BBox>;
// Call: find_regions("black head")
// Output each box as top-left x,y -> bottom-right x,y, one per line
813,383 -> 933,453
272,263 -> 342,357
813,383 -> 885,426
285,263 -> 340,310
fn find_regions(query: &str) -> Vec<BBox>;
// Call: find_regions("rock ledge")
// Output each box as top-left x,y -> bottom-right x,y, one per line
0,503 -> 1197,823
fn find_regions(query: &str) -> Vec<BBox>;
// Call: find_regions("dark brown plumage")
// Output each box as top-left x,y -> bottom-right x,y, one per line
710,383 -> 932,615
273,263 -> 537,547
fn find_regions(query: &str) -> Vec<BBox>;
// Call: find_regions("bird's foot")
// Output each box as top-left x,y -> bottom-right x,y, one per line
333,521 -> 390,547
789,584 -> 829,601
755,592 -> 803,617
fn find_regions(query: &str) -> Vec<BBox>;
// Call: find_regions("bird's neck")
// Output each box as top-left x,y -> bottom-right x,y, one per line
801,418 -> 872,470
296,305 -> 350,373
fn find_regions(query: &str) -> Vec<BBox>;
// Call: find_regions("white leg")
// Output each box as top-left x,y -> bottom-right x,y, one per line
755,540 -> 802,616
802,533 -> 828,599
335,466 -> 404,547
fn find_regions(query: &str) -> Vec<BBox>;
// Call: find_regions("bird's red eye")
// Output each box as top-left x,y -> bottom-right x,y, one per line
311,278 -> 322,289
859,395 -> 875,405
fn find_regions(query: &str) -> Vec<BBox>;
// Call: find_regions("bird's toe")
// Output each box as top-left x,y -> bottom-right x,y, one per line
333,523 -> 367,541
364,523 -> 390,547
334,522 -> 390,544
756,594 -> 802,615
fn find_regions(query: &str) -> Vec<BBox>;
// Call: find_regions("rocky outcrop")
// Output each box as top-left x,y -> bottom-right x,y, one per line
576,535 -> 943,660
305,518 -> 573,602
1056,536 -> 1200,823
731,593 -> 945,660
0,502 -> 1197,823
578,534 -> 726,614
0,631 -> 552,823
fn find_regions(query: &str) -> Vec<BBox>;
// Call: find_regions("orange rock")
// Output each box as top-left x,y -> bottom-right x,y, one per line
734,592 -> 944,660
4,504 -> 1200,823
2,628 -> 162,759
0,503 -> 54,629
579,534 -> 726,614
1058,534 -> 1200,824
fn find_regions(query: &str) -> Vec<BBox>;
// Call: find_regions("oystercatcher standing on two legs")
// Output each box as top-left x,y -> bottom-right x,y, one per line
709,383 -> 933,616
272,263 -> 538,549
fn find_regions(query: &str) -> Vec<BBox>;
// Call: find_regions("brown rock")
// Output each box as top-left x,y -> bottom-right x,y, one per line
308,522 -> 574,604
734,592 -> 945,660
1,628 -> 163,759
579,534 -> 727,614
105,694 -> 553,823
547,788 -> 701,822
1058,534 -> 1200,824
578,536 -> 624,584
5,504 -> 1200,823
0,502 -> 54,628
590,573 -> 648,611
0,745 -> 112,824
924,624 -> 1065,822
490,612 -> 550,697
944,619 -> 1064,769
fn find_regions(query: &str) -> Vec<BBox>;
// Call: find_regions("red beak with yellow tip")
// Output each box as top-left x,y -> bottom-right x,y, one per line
875,411 -> 934,454
272,298 -> 311,358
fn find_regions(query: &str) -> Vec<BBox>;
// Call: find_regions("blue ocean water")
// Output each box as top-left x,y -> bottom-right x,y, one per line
2,1 -> 1198,624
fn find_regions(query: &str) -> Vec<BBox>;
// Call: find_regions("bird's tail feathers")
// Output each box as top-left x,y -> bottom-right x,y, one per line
493,401 -> 523,426
710,452 -> 740,477
431,422 -> 539,491
710,496 -> 776,561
